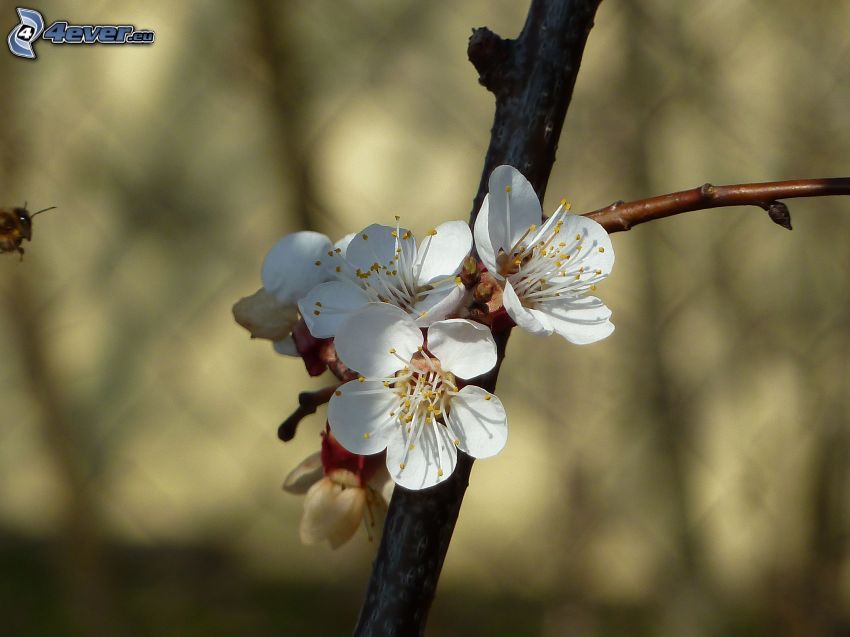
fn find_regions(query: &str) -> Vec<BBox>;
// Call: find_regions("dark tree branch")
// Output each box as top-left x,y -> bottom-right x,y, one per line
584,178 -> 850,233
353,1 -> 602,635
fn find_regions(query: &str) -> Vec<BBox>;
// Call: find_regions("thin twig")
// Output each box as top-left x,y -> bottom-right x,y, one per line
584,178 -> 850,233
277,384 -> 340,442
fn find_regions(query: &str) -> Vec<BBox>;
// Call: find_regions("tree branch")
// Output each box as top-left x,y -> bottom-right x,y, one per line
353,1 -> 602,635
584,178 -> 850,233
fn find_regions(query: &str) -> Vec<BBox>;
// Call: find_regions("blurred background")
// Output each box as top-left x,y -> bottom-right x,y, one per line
1,0 -> 849,635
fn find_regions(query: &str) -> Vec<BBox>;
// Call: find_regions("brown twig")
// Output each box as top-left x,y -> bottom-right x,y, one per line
584,178 -> 850,233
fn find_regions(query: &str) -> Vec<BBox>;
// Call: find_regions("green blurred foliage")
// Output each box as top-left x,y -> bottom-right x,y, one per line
1,1 -> 849,635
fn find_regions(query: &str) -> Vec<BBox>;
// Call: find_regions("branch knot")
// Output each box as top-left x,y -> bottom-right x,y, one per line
468,27 -> 513,96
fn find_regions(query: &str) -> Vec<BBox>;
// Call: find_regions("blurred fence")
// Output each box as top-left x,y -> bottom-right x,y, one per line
1,1 -> 849,635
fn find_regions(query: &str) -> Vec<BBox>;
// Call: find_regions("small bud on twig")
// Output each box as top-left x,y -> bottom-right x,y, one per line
765,201 -> 793,230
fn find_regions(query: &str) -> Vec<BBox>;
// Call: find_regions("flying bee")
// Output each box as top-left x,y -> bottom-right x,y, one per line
0,205 -> 56,260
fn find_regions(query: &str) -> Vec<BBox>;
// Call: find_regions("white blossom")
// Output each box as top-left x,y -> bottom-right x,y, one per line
298,220 -> 471,339
259,231 -> 353,354
474,165 -> 615,344
328,303 -> 507,490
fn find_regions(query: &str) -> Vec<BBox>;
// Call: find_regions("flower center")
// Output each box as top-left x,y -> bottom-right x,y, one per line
499,191 -> 606,307
318,221 -> 458,320
386,347 -> 458,478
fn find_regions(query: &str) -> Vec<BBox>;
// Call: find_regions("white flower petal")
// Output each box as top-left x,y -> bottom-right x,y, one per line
385,425 -> 457,490
502,280 -> 553,336
548,213 -> 615,276
411,283 -> 466,327
445,386 -> 508,459
473,194 -> 500,275
328,380 -> 399,454
486,165 -> 542,256
334,232 -> 356,256
300,477 -> 365,548
262,231 -> 333,304
534,295 -> 614,344
344,223 -> 408,273
273,335 -> 299,356
334,303 -> 424,378
414,220 -> 472,285
283,451 -> 323,494
298,281 -> 369,339
426,319 -> 497,379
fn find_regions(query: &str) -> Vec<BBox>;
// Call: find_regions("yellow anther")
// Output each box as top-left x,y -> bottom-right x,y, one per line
335,266 -> 341,273
595,269 -> 602,275
334,247 -> 342,253
560,198 -> 567,206
437,468 -> 444,477
453,438 -> 460,446
455,276 -> 462,285
389,347 -> 396,354
358,376 -> 366,383
555,261 -> 562,268
579,266 -> 585,272
484,395 -> 491,401
559,242 -> 566,247
327,250 -> 334,257
419,310 -> 428,317
334,390 -> 342,397
402,231 -> 412,240
313,310 -> 320,316
363,432 -> 370,439
399,463 -> 406,470
427,228 -> 437,236
362,234 -> 369,240
529,224 -> 537,231
391,230 -> 398,238
383,381 -> 390,387
314,260 -> 322,266
565,202 -> 572,210
505,185 -> 512,193
575,234 -> 581,241
575,274 -> 581,280
590,285 -> 597,291
598,247 -> 605,253
409,444 -> 415,450
395,215 -> 400,221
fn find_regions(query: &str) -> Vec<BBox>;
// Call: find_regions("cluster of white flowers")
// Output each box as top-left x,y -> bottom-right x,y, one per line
239,165 -> 615,502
